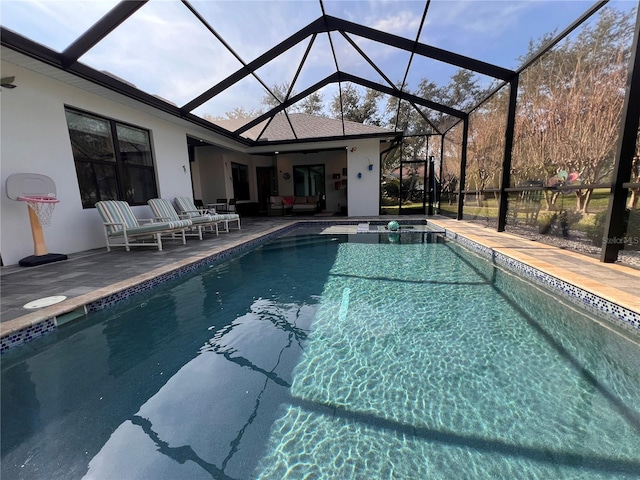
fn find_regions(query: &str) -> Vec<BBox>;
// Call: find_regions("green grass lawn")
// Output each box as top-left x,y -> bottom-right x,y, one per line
382,189 -> 614,230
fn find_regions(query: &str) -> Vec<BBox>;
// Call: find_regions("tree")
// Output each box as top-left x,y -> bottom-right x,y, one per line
296,91 -> 325,115
466,87 -> 510,204
204,106 -> 262,122
513,7 -> 636,212
381,70 -> 490,189
330,84 -> 382,125
261,82 -> 325,116
261,82 -> 290,110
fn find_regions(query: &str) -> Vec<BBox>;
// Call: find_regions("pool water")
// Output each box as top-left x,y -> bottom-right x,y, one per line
2,228 -> 639,479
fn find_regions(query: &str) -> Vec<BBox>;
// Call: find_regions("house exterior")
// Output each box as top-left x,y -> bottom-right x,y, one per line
1,53 -> 395,266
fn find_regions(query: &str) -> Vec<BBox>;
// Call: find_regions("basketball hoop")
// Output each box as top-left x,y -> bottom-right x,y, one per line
17,195 -> 59,226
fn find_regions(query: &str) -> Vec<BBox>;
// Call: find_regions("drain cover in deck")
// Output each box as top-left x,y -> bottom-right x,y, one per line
23,296 -> 67,309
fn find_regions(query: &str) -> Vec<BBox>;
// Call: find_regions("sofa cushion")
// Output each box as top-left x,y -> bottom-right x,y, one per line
294,196 -> 307,204
307,196 -> 318,204
270,196 -> 283,206
283,196 -> 294,206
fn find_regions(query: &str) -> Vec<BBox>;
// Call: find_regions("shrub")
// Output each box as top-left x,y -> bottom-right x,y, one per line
537,212 -> 557,234
585,209 -> 640,250
380,197 -> 398,207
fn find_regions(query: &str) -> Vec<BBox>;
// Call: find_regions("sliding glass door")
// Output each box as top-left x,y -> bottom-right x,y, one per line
293,165 -> 326,209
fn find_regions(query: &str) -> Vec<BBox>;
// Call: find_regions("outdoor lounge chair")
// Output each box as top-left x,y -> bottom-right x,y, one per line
209,203 -> 241,230
148,198 -> 220,240
173,197 -> 240,232
95,200 -> 191,251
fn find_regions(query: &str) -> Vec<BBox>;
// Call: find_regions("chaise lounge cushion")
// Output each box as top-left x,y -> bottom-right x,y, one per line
148,198 -> 222,239
174,197 -> 241,231
95,200 -> 191,251
96,200 -> 191,236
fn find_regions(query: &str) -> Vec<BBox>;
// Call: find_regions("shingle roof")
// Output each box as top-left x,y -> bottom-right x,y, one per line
214,113 -> 394,142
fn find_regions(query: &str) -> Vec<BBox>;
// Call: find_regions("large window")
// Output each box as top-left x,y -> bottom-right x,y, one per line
231,162 -> 250,200
65,107 -> 157,208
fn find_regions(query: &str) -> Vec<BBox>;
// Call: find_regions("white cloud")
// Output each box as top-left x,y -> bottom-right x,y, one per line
371,10 -> 423,37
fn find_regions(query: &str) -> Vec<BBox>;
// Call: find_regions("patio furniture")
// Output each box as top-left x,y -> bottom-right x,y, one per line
217,198 -> 237,214
213,198 -> 226,211
148,198 -> 220,240
292,195 -> 319,214
95,200 -> 191,251
268,196 -> 294,216
208,204 -> 241,230
174,197 -> 239,232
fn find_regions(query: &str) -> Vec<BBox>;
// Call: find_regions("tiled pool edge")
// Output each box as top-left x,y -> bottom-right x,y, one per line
4,218 -> 637,352
442,228 -> 640,336
0,223 -> 300,353
0,219 -> 377,353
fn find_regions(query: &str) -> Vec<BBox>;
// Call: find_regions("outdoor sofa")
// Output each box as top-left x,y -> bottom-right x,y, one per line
268,195 -> 319,215
292,195 -> 320,214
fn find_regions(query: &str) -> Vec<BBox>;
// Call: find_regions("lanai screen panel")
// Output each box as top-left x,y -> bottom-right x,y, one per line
418,0 -> 600,70
0,0 -> 619,146
79,1 -> 244,108
189,1 -> 322,62
0,0 -> 118,52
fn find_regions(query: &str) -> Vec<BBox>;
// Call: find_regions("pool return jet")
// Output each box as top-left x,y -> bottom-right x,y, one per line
6,173 -> 68,267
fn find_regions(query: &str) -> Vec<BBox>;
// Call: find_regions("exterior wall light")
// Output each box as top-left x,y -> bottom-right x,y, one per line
1,76 -> 16,89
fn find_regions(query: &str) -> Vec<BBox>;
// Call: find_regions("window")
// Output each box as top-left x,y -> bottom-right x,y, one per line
231,162 -> 250,200
65,107 -> 157,208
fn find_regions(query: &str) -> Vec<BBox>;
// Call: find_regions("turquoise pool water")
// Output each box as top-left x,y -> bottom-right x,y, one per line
2,228 -> 639,479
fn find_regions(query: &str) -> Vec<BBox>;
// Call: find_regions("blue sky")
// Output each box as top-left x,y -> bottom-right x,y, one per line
1,0 -> 636,121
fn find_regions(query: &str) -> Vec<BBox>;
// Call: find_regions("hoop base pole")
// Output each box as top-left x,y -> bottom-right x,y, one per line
19,253 -> 68,267
27,206 -> 48,255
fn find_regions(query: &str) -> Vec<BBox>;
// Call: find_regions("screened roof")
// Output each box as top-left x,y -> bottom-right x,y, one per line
0,0 -> 623,146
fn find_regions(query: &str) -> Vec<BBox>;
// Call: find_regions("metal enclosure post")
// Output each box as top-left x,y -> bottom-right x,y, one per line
423,135 -> 430,213
457,116 -> 469,220
497,75 -> 519,232
428,155 -> 435,216
438,134 -> 444,213
601,10 -> 640,262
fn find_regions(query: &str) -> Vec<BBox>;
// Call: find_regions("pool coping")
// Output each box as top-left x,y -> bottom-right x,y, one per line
427,219 -> 640,337
2,218 -> 638,352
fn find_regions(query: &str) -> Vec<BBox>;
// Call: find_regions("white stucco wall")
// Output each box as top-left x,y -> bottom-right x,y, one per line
346,139 -> 381,216
0,61 -> 233,265
1,57 -> 389,265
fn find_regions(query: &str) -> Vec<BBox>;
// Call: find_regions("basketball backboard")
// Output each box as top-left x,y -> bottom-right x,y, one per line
6,173 -> 57,200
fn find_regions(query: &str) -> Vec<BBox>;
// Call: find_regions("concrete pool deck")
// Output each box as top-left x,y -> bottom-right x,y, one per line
1,215 -> 638,350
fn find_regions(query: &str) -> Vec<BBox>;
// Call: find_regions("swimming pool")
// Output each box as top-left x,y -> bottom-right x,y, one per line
2,227 -> 639,479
